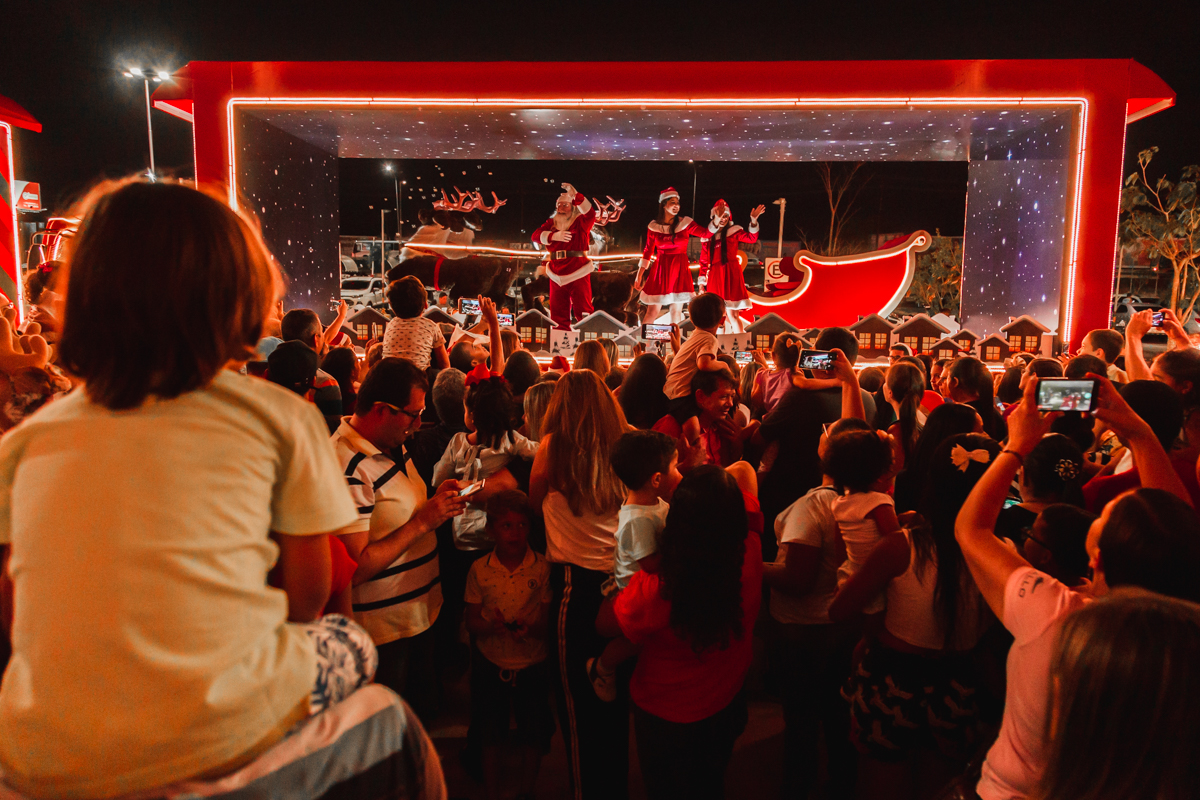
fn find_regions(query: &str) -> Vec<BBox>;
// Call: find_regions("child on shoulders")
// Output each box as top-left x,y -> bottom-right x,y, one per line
823,428 -> 902,619
464,491 -> 554,800
381,275 -> 449,370
586,430 -> 682,701
663,293 -> 729,413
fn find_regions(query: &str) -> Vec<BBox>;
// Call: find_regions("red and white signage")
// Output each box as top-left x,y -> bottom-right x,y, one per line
14,181 -> 41,212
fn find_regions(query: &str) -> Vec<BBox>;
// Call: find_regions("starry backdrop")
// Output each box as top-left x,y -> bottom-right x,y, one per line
236,113 -> 340,316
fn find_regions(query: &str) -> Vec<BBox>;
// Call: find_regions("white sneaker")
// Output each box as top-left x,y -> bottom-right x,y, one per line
586,657 -> 617,702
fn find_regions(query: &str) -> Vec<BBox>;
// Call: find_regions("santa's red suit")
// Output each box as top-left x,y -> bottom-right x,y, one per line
700,201 -> 759,310
638,188 -> 707,307
530,193 -> 597,329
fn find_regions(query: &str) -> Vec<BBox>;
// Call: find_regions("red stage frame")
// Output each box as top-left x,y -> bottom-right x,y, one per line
154,60 -> 1174,348
0,94 -> 41,320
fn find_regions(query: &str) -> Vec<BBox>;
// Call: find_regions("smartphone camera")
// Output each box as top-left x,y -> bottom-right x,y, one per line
1152,311 -> 1165,328
1036,378 -> 1099,412
799,349 -> 834,371
458,298 -> 481,315
641,323 -> 674,341
733,350 -> 753,365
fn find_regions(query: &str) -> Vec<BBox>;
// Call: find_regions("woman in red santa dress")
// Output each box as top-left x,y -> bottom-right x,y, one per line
700,199 -> 766,333
633,187 -> 709,325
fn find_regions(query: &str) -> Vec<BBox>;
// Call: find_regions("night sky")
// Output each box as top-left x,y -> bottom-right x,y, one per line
5,0 -> 1200,210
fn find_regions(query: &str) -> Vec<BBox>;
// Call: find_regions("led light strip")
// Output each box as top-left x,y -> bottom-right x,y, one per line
0,123 -> 22,323
223,94 -> 1090,340
395,242 -> 642,261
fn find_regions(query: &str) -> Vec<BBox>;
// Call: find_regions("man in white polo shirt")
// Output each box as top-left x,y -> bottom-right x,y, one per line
333,357 -> 468,721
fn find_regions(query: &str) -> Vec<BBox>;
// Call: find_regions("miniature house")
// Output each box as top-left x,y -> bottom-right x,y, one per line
977,333 -> 1011,364
613,332 -> 638,359
746,312 -> 802,351
422,306 -> 460,328
950,328 -> 980,355
928,337 -> 964,362
1000,315 -> 1051,356
514,308 -> 555,350
891,313 -> 950,356
571,310 -> 631,341
849,314 -> 896,361
803,327 -> 823,342
346,307 -> 390,347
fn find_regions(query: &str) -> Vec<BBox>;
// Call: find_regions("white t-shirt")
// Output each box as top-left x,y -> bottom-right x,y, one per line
770,486 -> 843,625
884,530 -> 988,651
832,490 -> 894,615
542,490 -> 619,573
432,430 -> 539,550
977,567 -> 1090,800
614,500 -> 669,589
382,316 -> 442,370
0,370 -> 358,799
664,329 -> 719,400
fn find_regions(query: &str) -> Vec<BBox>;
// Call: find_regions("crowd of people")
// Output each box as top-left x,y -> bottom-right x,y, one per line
0,178 -> 1198,800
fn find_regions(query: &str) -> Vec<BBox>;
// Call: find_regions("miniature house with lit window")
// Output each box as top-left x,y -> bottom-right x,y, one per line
613,332 -> 638,359
514,309 -> 555,351
346,307 -> 390,347
891,313 -> 950,356
849,314 -> 896,361
928,337 -> 964,361
572,310 -> 631,341
745,313 -> 801,351
951,329 -> 980,355
977,333 -> 1011,364
1000,315 -> 1051,356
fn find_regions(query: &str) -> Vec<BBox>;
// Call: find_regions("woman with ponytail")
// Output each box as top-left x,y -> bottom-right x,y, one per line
947,356 -> 1008,441
634,188 -> 712,325
882,361 -> 926,469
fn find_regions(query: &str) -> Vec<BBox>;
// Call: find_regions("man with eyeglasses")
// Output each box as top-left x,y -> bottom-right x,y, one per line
332,357 -> 469,720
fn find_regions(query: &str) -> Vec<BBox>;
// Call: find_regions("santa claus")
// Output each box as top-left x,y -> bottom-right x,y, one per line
530,183 -> 597,329
700,199 -> 765,333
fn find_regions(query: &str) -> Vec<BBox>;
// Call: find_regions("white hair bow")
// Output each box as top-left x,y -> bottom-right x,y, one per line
950,444 -> 992,472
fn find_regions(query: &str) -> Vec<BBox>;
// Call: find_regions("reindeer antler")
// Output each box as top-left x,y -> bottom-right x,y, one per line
471,190 -> 508,214
593,196 -> 627,227
433,187 -> 475,212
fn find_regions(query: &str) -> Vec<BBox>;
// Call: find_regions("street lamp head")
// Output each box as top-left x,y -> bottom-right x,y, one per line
157,71 -> 170,81
128,67 -> 144,77
384,164 -> 393,172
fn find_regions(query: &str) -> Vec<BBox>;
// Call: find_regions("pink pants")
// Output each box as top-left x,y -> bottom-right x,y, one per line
549,276 -> 593,330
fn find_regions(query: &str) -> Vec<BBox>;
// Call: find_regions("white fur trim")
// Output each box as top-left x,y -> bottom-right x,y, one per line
639,289 -> 693,305
748,219 -> 760,232
647,217 -> 695,235
539,231 -> 552,245
548,260 -> 596,286
724,298 -> 753,310
659,188 -> 680,203
706,223 -> 743,237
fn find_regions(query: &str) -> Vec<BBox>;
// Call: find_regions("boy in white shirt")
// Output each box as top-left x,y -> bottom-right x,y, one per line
663,292 -> 729,408
586,430 -> 683,700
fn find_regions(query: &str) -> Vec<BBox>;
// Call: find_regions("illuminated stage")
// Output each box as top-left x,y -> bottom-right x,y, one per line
153,60 -> 1174,348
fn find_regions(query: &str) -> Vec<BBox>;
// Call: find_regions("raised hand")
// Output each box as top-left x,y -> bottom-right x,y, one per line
561,182 -> 578,199
749,204 -> 766,221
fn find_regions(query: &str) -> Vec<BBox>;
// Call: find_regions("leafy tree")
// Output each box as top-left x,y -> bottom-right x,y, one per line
904,233 -> 962,316
1120,147 -> 1200,321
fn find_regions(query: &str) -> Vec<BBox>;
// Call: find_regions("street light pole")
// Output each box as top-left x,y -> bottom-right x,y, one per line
773,197 -> 786,259
123,68 -> 171,179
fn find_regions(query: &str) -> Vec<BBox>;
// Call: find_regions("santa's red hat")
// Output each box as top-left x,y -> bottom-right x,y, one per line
659,187 -> 680,203
711,199 -> 731,219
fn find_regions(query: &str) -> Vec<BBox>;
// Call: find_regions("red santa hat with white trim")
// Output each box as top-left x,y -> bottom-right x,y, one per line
711,199 -> 732,220
659,187 -> 680,203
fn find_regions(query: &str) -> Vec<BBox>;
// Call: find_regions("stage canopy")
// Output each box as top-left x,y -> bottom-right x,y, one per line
154,60 -> 1174,346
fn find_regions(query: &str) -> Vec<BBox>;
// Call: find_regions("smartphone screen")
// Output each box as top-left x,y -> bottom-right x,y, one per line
641,323 -> 673,341
734,350 -> 753,365
1002,497 -> 1022,510
1036,378 -> 1099,412
458,298 -> 481,315
1152,311 -> 1165,327
497,313 -> 514,327
458,479 -> 486,498
799,349 -> 834,371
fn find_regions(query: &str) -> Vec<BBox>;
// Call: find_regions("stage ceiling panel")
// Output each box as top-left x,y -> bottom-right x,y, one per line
239,106 -> 1075,162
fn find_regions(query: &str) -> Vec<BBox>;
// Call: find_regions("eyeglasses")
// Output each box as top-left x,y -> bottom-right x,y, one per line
377,401 -> 425,421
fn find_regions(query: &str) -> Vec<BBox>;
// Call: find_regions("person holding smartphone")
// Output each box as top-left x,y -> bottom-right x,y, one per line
531,183 -> 597,330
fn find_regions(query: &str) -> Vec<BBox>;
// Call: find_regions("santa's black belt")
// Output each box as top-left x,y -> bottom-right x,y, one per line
550,250 -> 587,259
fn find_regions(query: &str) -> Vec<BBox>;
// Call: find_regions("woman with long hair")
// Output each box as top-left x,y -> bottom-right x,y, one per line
881,361 -> 926,469
947,356 -> 1008,441
893,402 -> 983,512
700,199 -> 765,333
528,370 -> 629,798
598,465 -> 762,800
618,352 -> 671,430
0,179 -> 420,797
320,347 -> 359,416
751,332 -> 802,416
521,380 -> 555,441
830,433 -> 1000,800
994,433 -> 1085,545
1034,592 -> 1200,800
633,187 -> 711,325
1151,345 -> 1200,445
572,339 -> 611,377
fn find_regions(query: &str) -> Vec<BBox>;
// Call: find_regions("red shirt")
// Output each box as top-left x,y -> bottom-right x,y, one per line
652,413 -> 722,468
1082,453 -> 1200,513
324,534 -> 359,615
530,197 -> 596,281
613,492 -> 764,723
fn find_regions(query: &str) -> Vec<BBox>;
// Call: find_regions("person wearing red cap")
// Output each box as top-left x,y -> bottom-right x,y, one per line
634,188 -> 710,325
700,200 -> 766,333
531,183 -> 597,330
